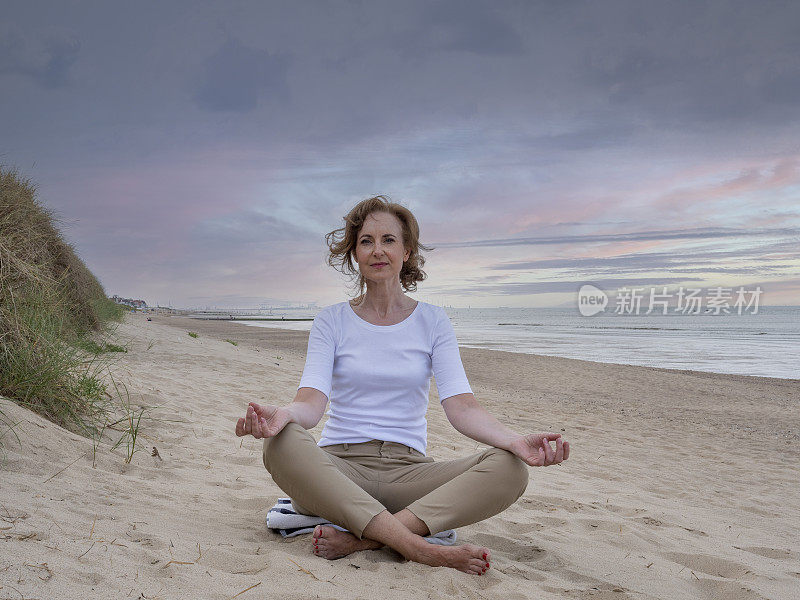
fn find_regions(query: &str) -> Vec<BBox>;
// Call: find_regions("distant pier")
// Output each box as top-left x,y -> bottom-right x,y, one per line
187,309 -> 314,322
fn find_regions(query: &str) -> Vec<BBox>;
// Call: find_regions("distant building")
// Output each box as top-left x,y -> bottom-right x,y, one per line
111,295 -> 148,310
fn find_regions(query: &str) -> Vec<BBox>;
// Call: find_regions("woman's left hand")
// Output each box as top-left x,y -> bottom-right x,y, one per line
509,433 -> 570,467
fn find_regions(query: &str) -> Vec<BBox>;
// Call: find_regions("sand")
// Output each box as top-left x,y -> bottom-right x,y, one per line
1,311 -> 799,599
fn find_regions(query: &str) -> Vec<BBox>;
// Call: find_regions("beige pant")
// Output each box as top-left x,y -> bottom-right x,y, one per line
262,423 -> 529,539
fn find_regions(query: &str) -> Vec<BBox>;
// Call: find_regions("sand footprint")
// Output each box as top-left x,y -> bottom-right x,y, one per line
637,516 -> 664,527
576,517 -> 625,534
224,454 -> 261,467
523,494 -> 585,513
593,501 -> 646,518
664,551 -> 756,579
691,578 -> 769,600
499,519 -> 544,535
470,532 -> 554,567
734,546 -> 799,560
542,570 -> 636,600
542,589 -> 636,600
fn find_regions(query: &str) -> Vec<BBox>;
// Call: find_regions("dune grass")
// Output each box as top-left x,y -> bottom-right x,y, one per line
0,167 -> 138,455
73,337 -> 129,355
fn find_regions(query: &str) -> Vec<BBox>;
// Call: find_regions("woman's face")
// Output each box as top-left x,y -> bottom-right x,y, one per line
353,211 -> 410,284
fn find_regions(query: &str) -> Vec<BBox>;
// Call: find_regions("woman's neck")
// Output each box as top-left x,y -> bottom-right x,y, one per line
354,280 -> 413,318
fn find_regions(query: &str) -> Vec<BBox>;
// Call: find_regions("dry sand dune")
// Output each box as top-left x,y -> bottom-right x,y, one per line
1,312 -> 798,599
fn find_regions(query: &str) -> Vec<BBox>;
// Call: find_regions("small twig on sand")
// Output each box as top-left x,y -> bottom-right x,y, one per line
1,583 -> 24,599
163,559 -> 194,567
92,538 -> 128,547
163,543 -> 202,568
287,557 -> 320,580
0,504 -> 29,524
43,453 -> 85,483
24,561 -> 53,581
1,531 -> 38,541
229,581 -> 261,599
78,541 -> 96,559
232,564 -> 269,575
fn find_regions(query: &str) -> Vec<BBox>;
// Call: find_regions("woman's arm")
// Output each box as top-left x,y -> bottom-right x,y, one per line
442,393 -> 569,467
237,305 -> 336,439
285,387 -> 329,429
441,393 -> 519,450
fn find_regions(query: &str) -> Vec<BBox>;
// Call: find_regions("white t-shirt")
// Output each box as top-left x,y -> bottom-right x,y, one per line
297,300 -> 473,455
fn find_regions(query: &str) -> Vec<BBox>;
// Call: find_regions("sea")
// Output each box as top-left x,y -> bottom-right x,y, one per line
236,305 -> 800,380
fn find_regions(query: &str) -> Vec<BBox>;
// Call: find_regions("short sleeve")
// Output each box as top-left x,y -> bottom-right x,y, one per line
431,309 -> 473,402
297,308 -> 336,400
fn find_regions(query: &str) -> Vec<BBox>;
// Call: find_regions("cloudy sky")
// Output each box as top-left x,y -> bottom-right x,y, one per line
2,0 -> 799,308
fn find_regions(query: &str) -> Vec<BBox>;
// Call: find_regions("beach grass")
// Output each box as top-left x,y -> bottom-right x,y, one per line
0,168 -> 130,450
73,337 -> 129,355
188,331 -> 199,338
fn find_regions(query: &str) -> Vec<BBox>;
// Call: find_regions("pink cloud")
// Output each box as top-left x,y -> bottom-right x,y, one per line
587,239 -> 668,259
652,157 -> 800,213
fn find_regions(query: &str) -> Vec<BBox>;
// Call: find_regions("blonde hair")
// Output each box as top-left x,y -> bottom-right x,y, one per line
325,195 -> 433,304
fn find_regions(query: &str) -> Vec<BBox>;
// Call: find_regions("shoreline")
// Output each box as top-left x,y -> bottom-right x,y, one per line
176,314 -> 800,385
2,311 -> 798,599
149,313 -> 800,457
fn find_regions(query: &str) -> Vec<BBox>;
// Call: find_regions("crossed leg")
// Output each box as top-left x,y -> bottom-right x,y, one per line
312,507 -> 430,558
263,424 -> 525,575
317,510 -> 492,575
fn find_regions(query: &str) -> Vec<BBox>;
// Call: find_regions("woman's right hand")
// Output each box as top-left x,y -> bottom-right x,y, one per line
235,402 -> 292,438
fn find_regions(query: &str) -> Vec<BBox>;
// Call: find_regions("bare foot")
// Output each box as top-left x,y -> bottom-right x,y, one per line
414,543 -> 491,576
312,525 -> 491,576
312,525 -> 382,559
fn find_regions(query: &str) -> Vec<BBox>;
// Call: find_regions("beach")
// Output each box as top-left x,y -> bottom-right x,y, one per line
1,312 -> 799,600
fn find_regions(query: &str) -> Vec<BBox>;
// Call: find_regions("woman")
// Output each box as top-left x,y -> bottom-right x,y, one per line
235,195 -> 569,576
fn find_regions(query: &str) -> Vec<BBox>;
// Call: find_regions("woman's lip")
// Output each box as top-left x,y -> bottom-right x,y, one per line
372,263 -> 388,267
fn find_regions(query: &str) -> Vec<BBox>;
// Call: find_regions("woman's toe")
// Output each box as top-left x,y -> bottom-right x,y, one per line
468,558 -> 484,571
